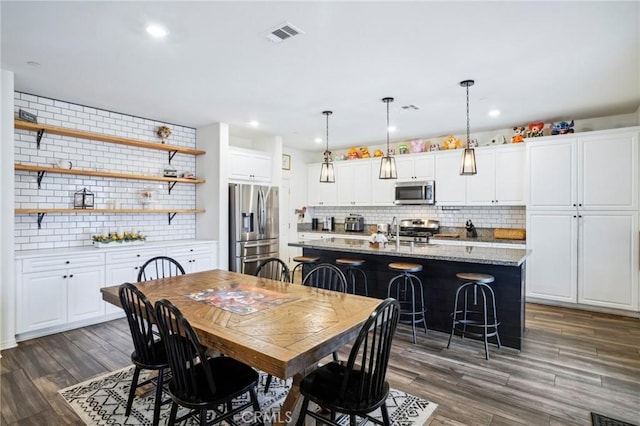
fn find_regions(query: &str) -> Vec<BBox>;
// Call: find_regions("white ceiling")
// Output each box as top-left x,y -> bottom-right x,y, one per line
2,1 -> 639,151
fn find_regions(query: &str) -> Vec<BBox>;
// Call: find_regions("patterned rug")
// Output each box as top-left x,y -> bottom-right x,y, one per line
591,412 -> 639,426
59,365 -> 438,425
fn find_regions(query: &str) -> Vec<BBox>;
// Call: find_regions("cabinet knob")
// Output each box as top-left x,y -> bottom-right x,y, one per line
69,274 -> 74,278
134,266 -> 139,270
573,203 -> 576,207
65,260 -> 70,264
137,254 -> 141,257
579,203 -> 582,207
578,215 -> 582,218
63,275 -> 67,278
190,249 -> 194,252
573,215 -> 577,218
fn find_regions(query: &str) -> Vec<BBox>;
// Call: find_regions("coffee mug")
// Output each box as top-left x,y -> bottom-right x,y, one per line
54,159 -> 73,169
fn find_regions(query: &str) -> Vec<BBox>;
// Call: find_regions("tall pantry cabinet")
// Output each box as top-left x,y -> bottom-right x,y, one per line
526,128 -> 639,311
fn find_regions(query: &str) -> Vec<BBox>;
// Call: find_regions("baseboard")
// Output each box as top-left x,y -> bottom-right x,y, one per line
0,337 -> 18,351
15,312 -> 126,343
526,298 -> 640,318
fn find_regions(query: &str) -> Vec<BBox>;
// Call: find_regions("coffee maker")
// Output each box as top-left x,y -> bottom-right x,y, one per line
322,216 -> 335,231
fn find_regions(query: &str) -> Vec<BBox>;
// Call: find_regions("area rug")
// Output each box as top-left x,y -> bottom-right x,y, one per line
59,365 -> 438,425
592,412 -> 639,426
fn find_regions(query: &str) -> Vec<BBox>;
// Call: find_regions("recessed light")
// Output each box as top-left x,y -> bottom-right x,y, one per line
146,25 -> 168,38
249,121 -> 259,127
387,126 -> 397,132
314,137 -> 322,144
26,61 -> 41,67
489,110 -> 501,117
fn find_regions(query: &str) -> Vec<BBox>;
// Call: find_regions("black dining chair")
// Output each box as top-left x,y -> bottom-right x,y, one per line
119,283 -> 170,426
296,298 -> 401,426
254,257 -> 290,393
255,257 -> 291,282
302,263 -> 348,293
155,299 -> 262,426
137,256 -> 185,282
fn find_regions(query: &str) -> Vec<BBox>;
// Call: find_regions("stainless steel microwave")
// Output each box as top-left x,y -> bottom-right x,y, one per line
394,181 -> 435,205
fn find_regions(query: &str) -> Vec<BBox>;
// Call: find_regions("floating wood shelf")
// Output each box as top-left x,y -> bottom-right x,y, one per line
15,120 -> 206,159
15,164 -> 204,192
15,208 -> 205,228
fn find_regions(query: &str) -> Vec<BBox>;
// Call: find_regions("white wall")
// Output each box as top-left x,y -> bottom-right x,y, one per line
1,70 -> 17,349
13,92 -> 198,251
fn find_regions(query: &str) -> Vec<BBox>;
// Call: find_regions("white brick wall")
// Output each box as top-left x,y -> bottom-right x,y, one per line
14,92 -> 198,250
309,205 -> 526,229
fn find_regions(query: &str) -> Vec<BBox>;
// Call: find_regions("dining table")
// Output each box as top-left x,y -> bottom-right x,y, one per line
100,268 -> 382,424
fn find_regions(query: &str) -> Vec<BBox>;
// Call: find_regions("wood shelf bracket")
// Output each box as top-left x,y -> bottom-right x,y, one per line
168,212 -> 177,225
36,170 -> 46,189
168,150 -> 177,164
37,212 -> 46,229
36,129 -> 45,149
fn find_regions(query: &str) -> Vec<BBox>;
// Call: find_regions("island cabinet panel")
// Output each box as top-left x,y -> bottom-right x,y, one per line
299,247 -> 525,350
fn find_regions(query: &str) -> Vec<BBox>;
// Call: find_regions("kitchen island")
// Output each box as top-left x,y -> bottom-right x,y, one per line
289,238 -> 529,350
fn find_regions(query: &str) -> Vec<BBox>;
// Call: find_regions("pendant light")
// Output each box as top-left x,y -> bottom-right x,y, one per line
319,110 -> 335,183
379,97 -> 397,179
460,80 -> 477,175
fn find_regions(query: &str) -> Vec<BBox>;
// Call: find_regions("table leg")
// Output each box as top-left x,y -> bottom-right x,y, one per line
274,373 -> 303,425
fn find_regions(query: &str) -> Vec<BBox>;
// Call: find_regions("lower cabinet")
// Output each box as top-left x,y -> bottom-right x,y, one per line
15,240 -> 218,340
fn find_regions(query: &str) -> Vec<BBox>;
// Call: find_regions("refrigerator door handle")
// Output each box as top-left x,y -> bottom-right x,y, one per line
257,188 -> 266,235
242,240 -> 276,248
242,255 -> 272,264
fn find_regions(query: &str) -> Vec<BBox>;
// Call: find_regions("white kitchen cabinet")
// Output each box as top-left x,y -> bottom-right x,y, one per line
527,130 -> 638,211
306,163 -> 337,206
229,147 -> 272,183
335,160 -> 372,206
527,210 -> 639,310
19,271 -> 67,333
466,145 -> 525,206
167,242 -> 217,273
396,154 -> 435,181
370,159 -> 395,205
434,150 -> 466,205
67,266 -> 106,322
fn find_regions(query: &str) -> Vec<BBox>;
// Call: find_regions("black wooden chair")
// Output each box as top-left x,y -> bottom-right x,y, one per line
155,299 -> 262,426
295,298 -> 401,426
137,256 -> 185,282
254,257 -> 290,393
119,283 -> 170,426
255,257 -> 291,282
302,263 -> 348,293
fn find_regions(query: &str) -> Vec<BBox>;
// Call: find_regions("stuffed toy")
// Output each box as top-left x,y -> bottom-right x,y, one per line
443,135 -> 461,149
512,126 -> 526,143
334,153 -> 346,161
359,147 -> 371,158
398,143 -> 408,154
347,147 -> 359,159
550,120 -> 575,135
468,138 -> 479,148
373,149 -> 384,157
490,135 -> 507,145
526,122 -> 545,138
410,139 -> 425,153
429,143 -> 440,151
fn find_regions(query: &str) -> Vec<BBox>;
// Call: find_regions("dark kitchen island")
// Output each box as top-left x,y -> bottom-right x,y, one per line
289,238 -> 529,350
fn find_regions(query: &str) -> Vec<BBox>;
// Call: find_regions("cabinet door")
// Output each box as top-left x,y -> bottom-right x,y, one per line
370,159 -> 395,205
307,163 -> 337,206
527,138 -> 577,209
413,155 -> 435,180
526,211 -> 577,302
395,156 -> 416,181
578,212 -> 638,310
336,161 -> 371,205
19,272 -> 67,333
250,155 -> 272,182
465,149 -> 495,205
434,151 -> 466,205
68,266 -> 105,322
495,145 -> 525,205
579,132 -> 638,210
230,150 -> 272,183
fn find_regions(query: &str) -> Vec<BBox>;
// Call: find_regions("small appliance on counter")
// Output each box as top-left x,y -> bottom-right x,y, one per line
322,216 -> 335,231
344,214 -> 365,232
311,218 -> 319,230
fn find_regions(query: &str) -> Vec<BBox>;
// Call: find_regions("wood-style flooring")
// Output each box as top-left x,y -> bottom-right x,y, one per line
1,303 -> 638,425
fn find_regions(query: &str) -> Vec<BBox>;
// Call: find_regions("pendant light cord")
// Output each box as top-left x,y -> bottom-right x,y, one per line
326,112 -> 329,155
322,110 -> 332,159
466,83 -> 470,148
386,100 -> 390,154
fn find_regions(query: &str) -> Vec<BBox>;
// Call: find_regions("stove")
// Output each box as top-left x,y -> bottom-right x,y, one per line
396,219 -> 440,243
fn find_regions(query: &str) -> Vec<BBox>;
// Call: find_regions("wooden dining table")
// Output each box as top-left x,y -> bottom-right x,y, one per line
100,269 -> 382,423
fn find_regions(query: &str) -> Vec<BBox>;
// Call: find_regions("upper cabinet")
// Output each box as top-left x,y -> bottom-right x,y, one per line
527,129 -> 638,211
466,145 -> 525,206
229,147 -> 272,183
307,163 -> 338,206
434,150 -> 466,205
336,160 -> 372,206
396,154 -> 435,181
370,159 -> 395,205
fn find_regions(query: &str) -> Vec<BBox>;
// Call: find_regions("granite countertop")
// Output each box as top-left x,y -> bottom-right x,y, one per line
289,237 -> 529,266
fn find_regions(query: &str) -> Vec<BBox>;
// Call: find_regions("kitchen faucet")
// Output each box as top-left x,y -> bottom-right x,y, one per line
391,216 -> 400,250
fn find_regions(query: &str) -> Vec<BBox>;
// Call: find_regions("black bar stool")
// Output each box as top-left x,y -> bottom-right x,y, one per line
387,262 -> 427,344
291,256 -> 320,283
447,272 -> 501,360
335,258 -> 368,296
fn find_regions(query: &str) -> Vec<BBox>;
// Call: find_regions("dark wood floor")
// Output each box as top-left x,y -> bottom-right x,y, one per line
1,303 -> 639,425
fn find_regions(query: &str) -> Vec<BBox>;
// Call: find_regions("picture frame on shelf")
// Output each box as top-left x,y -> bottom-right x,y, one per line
282,154 -> 291,170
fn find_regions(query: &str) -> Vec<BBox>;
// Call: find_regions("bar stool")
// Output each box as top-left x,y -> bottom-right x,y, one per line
387,262 -> 428,344
335,258 -> 368,296
447,273 -> 501,360
291,256 -> 320,283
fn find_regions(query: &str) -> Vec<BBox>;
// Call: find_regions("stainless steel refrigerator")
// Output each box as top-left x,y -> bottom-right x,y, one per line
229,183 -> 279,275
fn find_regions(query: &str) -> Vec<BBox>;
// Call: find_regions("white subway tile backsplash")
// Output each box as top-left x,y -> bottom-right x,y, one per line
14,92 -> 198,250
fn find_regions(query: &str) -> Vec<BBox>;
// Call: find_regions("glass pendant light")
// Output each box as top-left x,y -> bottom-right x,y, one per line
379,97 -> 397,179
460,80 -> 477,175
319,110 -> 335,183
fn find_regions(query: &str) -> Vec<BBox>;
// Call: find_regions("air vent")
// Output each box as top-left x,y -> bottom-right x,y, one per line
264,22 -> 304,43
401,104 -> 421,110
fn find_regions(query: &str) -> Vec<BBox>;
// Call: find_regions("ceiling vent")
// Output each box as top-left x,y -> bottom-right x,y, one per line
401,104 -> 421,110
264,22 -> 304,43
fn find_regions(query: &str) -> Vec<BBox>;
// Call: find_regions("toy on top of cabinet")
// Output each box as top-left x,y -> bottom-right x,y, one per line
359,147 -> 371,158
489,134 -> 507,145
443,135 -> 461,149
398,143 -> 409,154
429,143 -> 440,152
373,149 -> 384,157
550,120 -> 575,135
347,147 -> 359,159
468,138 -> 479,148
526,122 -> 545,138
512,126 -> 526,143
410,139 -> 426,153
